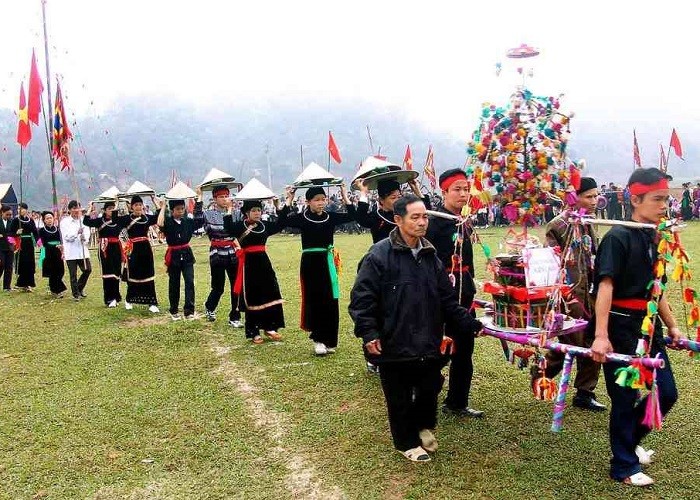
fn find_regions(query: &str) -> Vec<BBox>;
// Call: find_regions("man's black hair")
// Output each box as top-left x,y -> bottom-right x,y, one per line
627,167 -> 672,188
19,202 -> 28,210
393,194 -> 423,217
67,200 -> 80,210
1,205 -> 11,213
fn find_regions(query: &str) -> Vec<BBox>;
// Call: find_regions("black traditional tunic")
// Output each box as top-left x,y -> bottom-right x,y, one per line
426,206 -> 476,300
115,212 -> 159,305
426,204 -> 477,411
38,225 -> 67,294
277,204 -> 356,347
593,224 -> 678,480
83,215 -> 124,304
223,216 -> 285,333
160,212 -> 205,316
8,215 -> 38,288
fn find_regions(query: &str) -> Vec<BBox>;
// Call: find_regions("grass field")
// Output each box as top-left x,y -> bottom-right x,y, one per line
1,224 -> 699,499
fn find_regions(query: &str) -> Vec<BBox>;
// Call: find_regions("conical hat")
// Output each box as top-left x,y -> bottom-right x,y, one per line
92,185 -> 120,202
165,181 -> 198,200
352,156 -> 401,183
361,170 -> 419,190
198,167 -> 236,189
235,178 -> 276,200
293,162 -> 343,187
125,181 -> 155,196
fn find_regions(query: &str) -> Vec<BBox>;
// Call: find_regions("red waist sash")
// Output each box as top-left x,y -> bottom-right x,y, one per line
233,245 -> 267,294
611,298 -> 648,311
165,243 -> 191,268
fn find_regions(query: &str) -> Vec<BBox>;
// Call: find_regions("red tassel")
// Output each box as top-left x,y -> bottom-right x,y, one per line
641,379 -> 663,430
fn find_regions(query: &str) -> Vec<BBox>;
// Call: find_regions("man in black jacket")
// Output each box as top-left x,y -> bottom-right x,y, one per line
349,194 -> 481,462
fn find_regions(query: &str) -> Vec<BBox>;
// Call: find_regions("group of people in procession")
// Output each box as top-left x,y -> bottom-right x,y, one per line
0,164 -> 689,487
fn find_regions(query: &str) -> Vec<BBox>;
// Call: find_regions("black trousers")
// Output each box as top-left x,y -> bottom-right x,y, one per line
168,263 -> 195,315
444,293 -> 476,410
102,278 -> 122,305
604,348 -> 677,480
205,261 -> 241,321
66,259 -> 92,298
379,360 -> 443,452
0,249 -> 13,290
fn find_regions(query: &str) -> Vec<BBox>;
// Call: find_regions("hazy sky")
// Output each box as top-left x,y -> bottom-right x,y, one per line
0,0 -> 696,143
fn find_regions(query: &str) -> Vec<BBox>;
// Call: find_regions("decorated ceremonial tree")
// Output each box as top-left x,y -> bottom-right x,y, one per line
465,88 -> 580,225
465,44 -> 581,225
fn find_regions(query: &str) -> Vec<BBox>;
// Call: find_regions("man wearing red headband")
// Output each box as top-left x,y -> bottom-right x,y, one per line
426,168 -> 483,418
202,185 -> 243,327
591,168 -> 683,487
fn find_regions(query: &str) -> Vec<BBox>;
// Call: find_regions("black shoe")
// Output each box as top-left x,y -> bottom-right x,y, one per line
80,290 -> 88,298
442,405 -> 485,418
573,396 -> 607,412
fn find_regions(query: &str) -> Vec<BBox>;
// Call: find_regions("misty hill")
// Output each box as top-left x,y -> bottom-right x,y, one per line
0,96 -> 696,208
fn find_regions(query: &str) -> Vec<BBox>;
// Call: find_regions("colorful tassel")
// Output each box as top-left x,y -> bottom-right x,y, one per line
641,376 -> 663,430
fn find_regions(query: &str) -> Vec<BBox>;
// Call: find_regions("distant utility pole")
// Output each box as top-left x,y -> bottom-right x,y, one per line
265,144 -> 272,190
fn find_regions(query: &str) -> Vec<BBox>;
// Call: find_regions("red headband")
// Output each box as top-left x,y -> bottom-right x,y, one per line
213,187 -> 230,197
440,173 -> 468,191
628,179 -> 669,196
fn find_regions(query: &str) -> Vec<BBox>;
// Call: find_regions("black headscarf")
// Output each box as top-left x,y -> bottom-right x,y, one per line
576,177 -> 597,194
377,180 -> 400,198
242,200 -> 263,213
168,199 -> 186,210
305,187 -> 326,201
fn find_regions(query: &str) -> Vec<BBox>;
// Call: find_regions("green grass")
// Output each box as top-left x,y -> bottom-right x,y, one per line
1,225 -> 700,499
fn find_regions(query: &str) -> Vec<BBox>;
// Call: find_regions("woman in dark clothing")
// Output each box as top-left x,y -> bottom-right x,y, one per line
38,211 -> 67,297
84,201 -> 123,307
680,183 -> 693,220
114,195 -> 161,312
224,198 -> 285,343
354,177 -> 428,244
277,184 -> 355,356
8,202 -> 38,291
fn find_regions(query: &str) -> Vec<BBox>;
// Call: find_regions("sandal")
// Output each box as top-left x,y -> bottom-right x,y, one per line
401,446 -> 430,462
252,335 -> 264,345
264,331 -> 282,341
622,472 -> 654,487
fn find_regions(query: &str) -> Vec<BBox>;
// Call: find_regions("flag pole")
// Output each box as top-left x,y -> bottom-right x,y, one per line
41,0 -> 59,211
19,147 -> 24,204
327,131 -> 331,172
366,125 -> 375,155
300,145 -> 304,171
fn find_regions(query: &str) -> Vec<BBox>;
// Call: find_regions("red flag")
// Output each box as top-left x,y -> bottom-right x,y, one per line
28,49 -> 44,125
659,143 -> 667,171
670,128 -> 683,160
633,129 -> 642,168
16,83 -> 32,147
52,82 -> 73,171
328,131 -> 342,164
423,146 -> 436,190
403,145 -> 413,171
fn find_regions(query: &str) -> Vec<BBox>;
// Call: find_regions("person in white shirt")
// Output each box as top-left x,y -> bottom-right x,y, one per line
60,200 -> 92,300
